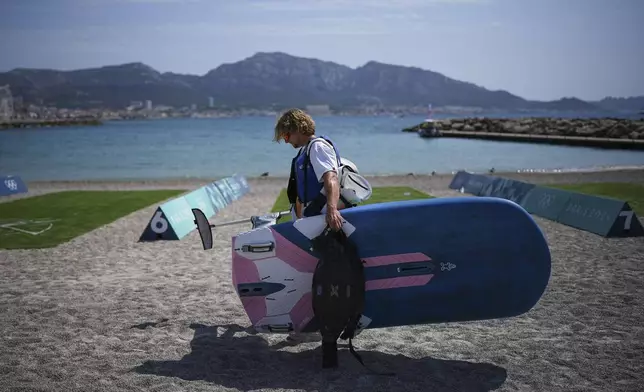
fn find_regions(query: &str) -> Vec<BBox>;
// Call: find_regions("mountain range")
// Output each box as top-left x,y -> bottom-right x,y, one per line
1,51 -> 642,113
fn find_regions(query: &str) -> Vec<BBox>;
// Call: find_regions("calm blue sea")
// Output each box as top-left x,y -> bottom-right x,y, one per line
1,112 -> 644,182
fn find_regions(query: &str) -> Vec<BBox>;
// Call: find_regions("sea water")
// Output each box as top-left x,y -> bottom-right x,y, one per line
1,113 -> 643,181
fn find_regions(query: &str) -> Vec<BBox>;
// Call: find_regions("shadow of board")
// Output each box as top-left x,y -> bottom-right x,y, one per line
131,323 -> 508,392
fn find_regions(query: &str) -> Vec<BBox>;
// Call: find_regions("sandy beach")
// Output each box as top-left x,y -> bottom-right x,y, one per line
1,169 -> 644,392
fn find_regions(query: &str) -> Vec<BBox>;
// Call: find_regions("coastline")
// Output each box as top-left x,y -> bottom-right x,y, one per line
13,166 -> 644,196
20,164 -> 644,182
8,164 -> 644,186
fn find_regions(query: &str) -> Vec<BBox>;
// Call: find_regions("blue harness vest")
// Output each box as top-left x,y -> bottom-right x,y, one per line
287,135 -> 353,217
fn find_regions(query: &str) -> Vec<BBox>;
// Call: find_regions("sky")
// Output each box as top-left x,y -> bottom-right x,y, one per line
1,0 -> 643,102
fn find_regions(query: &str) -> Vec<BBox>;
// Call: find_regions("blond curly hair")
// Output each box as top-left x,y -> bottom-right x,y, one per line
273,108 -> 316,142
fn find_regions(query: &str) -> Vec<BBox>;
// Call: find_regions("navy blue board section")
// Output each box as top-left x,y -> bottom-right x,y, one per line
0,175 -> 28,197
271,196 -> 552,331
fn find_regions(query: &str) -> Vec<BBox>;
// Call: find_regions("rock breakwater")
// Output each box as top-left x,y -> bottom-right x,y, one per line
0,118 -> 103,130
402,117 -> 644,140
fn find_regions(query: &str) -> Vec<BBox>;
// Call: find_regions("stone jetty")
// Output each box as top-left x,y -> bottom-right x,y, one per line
402,117 -> 644,149
0,118 -> 103,130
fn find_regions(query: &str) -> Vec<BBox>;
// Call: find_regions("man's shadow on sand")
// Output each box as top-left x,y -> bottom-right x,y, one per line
131,323 -> 507,391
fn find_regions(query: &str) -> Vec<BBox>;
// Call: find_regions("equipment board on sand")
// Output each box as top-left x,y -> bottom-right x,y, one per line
223,196 -> 552,335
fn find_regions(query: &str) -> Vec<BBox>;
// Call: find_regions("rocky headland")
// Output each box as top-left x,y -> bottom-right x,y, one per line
403,117 -> 644,140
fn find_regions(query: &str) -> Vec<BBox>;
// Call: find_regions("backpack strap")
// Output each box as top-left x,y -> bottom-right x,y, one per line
286,154 -> 298,206
304,137 -> 342,167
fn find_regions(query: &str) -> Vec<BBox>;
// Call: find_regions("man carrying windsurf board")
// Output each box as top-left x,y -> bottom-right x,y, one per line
273,108 -> 371,230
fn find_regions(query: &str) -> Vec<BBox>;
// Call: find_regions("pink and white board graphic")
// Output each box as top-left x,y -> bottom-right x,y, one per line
231,220 -> 433,333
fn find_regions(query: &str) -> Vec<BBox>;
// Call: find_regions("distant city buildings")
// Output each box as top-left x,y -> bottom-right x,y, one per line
305,104 -> 331,115
128,101 -> 143,111
0,85 -> 14,120
0,84 -> 450,123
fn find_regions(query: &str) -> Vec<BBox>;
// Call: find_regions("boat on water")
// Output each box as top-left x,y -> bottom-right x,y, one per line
418,103 -> 441,138
418,121 -> 441,138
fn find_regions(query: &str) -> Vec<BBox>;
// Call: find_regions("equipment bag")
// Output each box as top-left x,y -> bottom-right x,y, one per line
310,227 -> 395,376
303,137 -> 372,207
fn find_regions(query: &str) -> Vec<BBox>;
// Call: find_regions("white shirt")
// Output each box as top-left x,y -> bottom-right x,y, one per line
290,137 -> 339,219
308,137 -> 339,182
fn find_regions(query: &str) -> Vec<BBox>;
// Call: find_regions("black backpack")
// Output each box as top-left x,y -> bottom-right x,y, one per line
310,227 -> 395,376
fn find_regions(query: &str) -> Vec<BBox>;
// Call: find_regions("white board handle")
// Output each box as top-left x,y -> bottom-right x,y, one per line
239,241 -> 275,253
